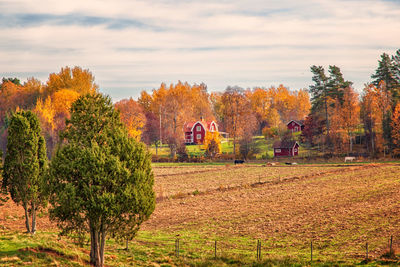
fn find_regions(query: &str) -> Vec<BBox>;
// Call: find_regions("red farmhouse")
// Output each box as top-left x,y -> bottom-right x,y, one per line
287,120 -> 304,133
184,119 -> 218,144
273,140 -> 300,157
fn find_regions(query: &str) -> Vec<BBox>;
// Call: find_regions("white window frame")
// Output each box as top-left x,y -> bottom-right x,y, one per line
196,134 -> 202,139
275,149 -> 281,153
196,125 -> 201,131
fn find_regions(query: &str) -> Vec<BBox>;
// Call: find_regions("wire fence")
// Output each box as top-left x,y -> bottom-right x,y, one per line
132,234 -> 400,264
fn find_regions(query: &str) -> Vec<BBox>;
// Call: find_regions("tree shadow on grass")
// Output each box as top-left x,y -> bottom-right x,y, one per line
0,245 -> 89,266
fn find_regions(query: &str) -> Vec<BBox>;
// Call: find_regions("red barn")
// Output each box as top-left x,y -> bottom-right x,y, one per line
273,140 -> 299,157
184,119 -> 218,144
287,120 -> 304,133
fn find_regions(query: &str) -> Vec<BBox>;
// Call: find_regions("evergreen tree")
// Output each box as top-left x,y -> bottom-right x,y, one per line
309,65 -> 330,138
2,110 -> 47,233
371,53 -> 400,100
392,49 -> 400,92
326,65 -> 353,103
1,77 -> 21,86
49,93 -> 155,267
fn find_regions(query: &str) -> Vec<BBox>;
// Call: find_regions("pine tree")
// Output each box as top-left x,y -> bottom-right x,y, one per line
371,53 -> 400,99
49,93 -> 155,267
392,49 -> 400,104
2,110 -> 47,233
309,65 -> 330,142
327,65 -> 353,103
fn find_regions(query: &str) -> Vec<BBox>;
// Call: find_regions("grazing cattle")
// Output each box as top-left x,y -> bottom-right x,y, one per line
344,156 -> 356,162
234,159 -> 245,165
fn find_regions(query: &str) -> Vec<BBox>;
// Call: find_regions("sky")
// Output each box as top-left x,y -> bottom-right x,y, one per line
1,0 -> 400,101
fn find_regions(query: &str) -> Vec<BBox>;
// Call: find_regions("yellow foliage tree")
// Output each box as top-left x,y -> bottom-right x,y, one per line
361,83 -> 391,154
391,102 -> 400,155
52,89 -> 80,115
34,96 -> 55,131
46,66 -> 98,95
202,131 -> 221,158
115,98 -> 146,141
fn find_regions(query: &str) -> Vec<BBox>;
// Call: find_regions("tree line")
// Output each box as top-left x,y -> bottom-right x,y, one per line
304,49 -> 400,156
1,49 -> 400,158
0,69 -> 310,158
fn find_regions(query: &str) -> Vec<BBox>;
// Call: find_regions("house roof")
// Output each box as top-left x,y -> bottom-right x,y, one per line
286,120 -> 304,126
184,122 -> 195,131
273,140 -> 299,149
184,120 -> 218,132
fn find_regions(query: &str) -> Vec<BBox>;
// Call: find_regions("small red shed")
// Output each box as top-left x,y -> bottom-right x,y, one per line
287,120 -> 304,133
273,140 -> 300,157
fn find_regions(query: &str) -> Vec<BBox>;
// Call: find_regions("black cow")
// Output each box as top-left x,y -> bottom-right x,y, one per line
234,159 -> 245,165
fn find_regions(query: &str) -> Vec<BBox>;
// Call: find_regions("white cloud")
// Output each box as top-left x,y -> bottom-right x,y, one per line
0,0 -> 399,100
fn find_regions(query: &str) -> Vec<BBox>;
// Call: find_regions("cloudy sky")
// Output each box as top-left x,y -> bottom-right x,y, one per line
1,0 -> 399,101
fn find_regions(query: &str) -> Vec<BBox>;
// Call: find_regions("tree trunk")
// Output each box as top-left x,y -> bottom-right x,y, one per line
233,136 -> 236,159
349,132 -> 353,153
89,224 -> 106,267
126,239 -> 129,250
90,226 -> 101,266
24,203 -> 31,233
31,202 -> 36,234
90,227 -> 94,263
99,224 -> 106,267
371,131 -> 375,155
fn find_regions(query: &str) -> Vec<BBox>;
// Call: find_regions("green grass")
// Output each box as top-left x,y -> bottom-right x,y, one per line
147,135 -> 322,161
148,144 -> 170,157
0,229 -> 387,266
186,144 -> 205,157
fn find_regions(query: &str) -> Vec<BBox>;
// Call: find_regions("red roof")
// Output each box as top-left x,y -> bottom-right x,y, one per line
286,120 -> 304,126
184,122 -> 195,131
273,140 -> 299,149
184,120 -> 217,132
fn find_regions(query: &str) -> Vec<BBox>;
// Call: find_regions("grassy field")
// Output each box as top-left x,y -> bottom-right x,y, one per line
148,136 -> 320,160
1,162 -> 400,266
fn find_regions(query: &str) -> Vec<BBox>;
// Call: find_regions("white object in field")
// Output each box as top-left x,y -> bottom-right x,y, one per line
344,156 -> 356,162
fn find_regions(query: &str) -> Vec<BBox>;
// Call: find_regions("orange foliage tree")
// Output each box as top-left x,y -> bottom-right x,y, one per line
46,66 -> 98,96
115,98 -> 146,141
391,102 -> 400,155
361,83 -> 391,155
33,66 -> 98,155
138,81 -> 214,157
341,87 -> 360,152
246,85 -> 310,136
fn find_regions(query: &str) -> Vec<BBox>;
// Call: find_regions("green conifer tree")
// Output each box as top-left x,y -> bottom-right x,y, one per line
49,93 -> 155,267
2,110 -> 47,233
372,53 -> 399,99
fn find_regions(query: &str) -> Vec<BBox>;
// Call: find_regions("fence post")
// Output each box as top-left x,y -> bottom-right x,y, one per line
259,240 -> 262,260
257,240 -> 259,260
310,240 -> 313,262
390,235 -> 393,255
366,242 -> 368,261
215,240 -> 217,259
175,239 -> 180,257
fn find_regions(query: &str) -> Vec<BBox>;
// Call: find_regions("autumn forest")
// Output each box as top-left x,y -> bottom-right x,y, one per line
1,49 -> 400,159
